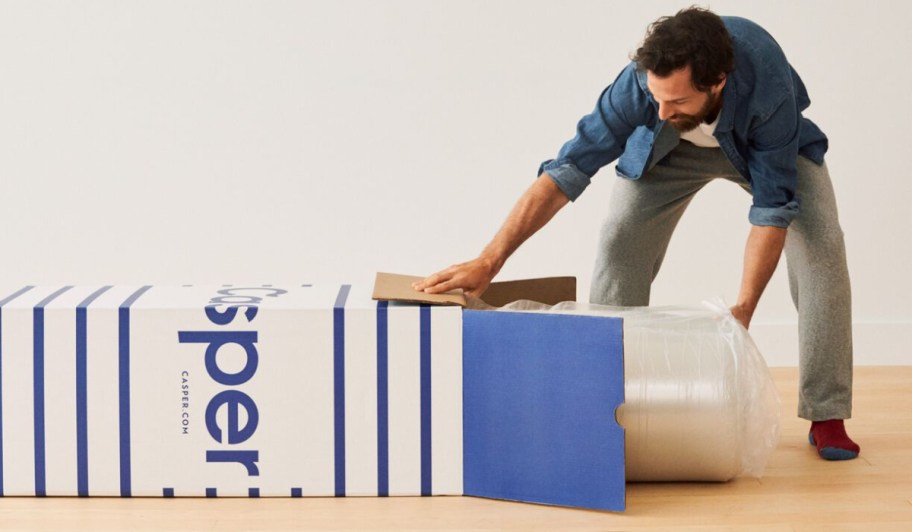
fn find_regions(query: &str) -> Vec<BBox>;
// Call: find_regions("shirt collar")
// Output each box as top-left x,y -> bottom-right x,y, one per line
715,79 -> 737,133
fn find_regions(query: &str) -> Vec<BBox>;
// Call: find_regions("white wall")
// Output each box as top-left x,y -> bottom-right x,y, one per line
1,1 -> 909,365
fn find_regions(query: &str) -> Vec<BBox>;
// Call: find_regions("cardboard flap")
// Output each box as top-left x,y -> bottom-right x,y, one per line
462,310 -> 626,511
479,276 -> 576,307
372,272 -> 466,306
372,272 -> 576,308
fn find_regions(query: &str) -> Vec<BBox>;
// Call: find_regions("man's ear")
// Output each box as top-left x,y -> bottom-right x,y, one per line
714,74 -> 727,94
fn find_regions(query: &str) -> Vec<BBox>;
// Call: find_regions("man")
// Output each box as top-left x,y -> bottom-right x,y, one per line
414,7 -> 859,460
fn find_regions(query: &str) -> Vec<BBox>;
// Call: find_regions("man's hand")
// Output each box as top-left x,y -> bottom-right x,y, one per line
412,256 -> 497,299
733,224 -> 788,330
729,302 -> 755,329
412,174 -> 570,301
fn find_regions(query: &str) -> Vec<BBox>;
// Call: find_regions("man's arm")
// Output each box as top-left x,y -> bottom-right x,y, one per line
413,64 -> 652,298
731,225 -> 787,329
412,175 -> 570,298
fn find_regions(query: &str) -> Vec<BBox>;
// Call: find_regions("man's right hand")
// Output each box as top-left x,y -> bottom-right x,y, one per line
412,174 -> 570,301
411,256 -> 498,299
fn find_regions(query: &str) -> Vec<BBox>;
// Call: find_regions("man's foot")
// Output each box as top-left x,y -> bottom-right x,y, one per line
809,419 -> 860,460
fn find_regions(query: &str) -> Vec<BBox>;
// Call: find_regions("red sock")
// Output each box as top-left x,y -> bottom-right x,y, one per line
809,419 -> 860,460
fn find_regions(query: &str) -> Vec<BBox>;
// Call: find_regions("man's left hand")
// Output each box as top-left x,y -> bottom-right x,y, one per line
729,303 -> 754,329
732,225 -> 787,331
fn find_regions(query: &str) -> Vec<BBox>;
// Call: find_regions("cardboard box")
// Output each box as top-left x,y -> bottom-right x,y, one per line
0,277 -> 625,511
0,283 -> 462,498
374,273 -> 625,511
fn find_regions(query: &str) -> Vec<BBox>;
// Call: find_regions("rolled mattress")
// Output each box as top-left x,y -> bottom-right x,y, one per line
498,300 -> 781,481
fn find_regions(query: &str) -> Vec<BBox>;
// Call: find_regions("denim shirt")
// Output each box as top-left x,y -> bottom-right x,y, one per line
538,16 -> 828,228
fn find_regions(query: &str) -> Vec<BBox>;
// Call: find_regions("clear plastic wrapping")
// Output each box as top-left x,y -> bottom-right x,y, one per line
485,298 -> 780,481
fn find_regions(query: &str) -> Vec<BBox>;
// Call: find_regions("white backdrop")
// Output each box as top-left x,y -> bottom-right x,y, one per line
1,1 -> 909,365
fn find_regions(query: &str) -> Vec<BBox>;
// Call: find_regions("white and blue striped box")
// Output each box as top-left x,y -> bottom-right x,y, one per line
0,284 -> 463,498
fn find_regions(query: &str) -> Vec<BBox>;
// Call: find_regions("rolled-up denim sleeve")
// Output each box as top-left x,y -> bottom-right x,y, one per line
539,162 -> 591,201
537,62 -> 653,202
747,97 -> 802,228
748,201 -> 799,228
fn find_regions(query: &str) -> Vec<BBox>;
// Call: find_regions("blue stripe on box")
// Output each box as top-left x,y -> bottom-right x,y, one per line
0,286 -> 36,306
75,286 -> 113,497
333,284 -> 350,497
0,286 -> 36,496
419,304 -> 432,496
118,286 -> 152,497
33,286 -> 73,497
376,301 -> 389,497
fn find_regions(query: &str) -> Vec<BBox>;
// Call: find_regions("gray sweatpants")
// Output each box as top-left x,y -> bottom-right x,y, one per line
589,139 -> 853,421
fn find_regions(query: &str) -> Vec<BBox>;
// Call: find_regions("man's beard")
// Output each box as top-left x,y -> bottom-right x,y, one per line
668,91 -> 721,133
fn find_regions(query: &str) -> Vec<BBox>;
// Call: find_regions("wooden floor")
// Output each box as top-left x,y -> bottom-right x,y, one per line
0,367 -> 910,531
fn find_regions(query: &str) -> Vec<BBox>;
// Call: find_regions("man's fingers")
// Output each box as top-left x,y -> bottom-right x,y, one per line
412,259 -> 489,295
411,276 -> 433,291
423,279 -> 458,294
412,269 -> 455,292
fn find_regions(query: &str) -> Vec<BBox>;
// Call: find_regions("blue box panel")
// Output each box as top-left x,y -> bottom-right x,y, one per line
463,310 -> 625,511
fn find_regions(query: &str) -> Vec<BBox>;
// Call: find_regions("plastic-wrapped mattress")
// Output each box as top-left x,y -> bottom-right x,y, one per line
495,299 -> 781,481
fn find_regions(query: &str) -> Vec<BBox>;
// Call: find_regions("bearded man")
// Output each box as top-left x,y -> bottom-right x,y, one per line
415,7 -> 859,460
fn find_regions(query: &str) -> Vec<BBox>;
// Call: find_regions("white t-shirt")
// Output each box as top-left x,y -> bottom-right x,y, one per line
679,113 -> 721,148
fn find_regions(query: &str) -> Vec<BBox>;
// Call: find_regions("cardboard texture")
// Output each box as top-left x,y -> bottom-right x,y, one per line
476,277 -> 576,308
372,273 -> 466,306
372,272 -> 577,308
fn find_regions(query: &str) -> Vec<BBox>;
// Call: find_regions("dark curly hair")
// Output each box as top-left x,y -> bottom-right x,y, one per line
632,6 -> 734,92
